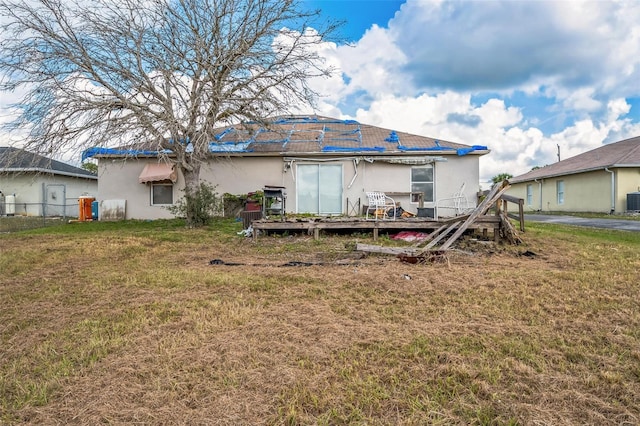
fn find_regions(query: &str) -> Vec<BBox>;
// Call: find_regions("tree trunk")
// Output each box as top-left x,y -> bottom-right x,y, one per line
181,162 -> 201,228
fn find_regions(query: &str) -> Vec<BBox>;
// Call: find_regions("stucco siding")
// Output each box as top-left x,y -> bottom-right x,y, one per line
0,175 -> 42,215
99,159 -> 177,219
1,174 -> 97,216
201,157 -> 288,195
559,172 -> 612,212
98,154 -> 481,220
617,168 -> 640,212
508,168 -> 640,214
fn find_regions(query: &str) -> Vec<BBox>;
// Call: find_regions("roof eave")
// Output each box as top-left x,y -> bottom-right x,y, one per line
511,165 -> 626,183
211,149 -> 489,157
0,167 -> 98,180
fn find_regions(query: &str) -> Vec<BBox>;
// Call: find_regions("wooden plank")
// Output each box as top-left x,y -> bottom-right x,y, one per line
356,243 -> 417,255
410,223 -> 449,248
500,193 -> 525,232
438,181 -> 511,250
423,220 -> 462,250
499,194 -> 522,204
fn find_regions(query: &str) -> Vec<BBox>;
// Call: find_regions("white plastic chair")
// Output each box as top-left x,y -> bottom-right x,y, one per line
365,192 -> 396,220
435,183 -> 474,218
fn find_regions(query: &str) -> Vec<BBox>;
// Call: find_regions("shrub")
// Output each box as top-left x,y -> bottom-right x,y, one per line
167,182 -> 223,227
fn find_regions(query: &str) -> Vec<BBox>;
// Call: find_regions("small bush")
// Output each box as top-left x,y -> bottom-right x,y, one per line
167,182 -> 223,227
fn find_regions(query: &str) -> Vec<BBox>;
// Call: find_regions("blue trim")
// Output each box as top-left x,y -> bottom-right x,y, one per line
322,146 -> 386,152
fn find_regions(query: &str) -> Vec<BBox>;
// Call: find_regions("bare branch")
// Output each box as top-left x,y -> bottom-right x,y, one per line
1,0 -> 337,154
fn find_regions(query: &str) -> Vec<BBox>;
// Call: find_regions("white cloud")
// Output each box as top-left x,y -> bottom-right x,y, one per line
304,0 -> 640,189
560,88 -> 601,113
335,24 -> 409,98
386,0 -> 640,98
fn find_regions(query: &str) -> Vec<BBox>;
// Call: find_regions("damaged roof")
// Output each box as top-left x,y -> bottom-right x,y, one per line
83,115 -> 489,160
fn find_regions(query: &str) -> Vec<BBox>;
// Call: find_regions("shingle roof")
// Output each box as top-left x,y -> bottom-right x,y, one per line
0,147 -> 97,179
84,115 -> 490,159
511,136 -> 640,183
210,116 -> 482,154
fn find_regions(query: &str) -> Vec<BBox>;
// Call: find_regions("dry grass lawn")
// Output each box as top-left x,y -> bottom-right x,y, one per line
1,219 -> 639,425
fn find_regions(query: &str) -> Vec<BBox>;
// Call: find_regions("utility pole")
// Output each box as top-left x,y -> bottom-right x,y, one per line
557,144 -> 561,162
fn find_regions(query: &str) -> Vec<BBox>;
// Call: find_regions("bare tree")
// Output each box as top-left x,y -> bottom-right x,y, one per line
0,0 -> 338,225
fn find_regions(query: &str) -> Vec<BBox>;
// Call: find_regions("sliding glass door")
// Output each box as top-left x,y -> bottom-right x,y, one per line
296,164 -> 343,214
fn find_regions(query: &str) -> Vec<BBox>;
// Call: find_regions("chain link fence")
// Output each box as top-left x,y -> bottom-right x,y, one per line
0,200 -> 80,233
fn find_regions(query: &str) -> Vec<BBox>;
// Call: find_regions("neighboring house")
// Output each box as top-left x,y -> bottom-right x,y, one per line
508,136 -> 640,214
86,116 -> 489,220
0,147 -> 98,217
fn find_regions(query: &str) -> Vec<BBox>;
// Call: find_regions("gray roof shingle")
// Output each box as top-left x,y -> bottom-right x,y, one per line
0,147 -> 97,179
511,136 -> 640,183
211,116 -> 477,154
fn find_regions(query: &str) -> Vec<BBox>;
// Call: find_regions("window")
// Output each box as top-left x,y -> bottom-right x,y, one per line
556,180 -> 564,205
152,182 -> 174,205
526,184 -> 533,206
411,165 -> 434,203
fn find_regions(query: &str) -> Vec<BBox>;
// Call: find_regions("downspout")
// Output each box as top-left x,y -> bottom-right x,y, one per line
347,158 -> 359,189
288,160 -> 296,182
534,178 -> 543,211
604,168 -> 615,214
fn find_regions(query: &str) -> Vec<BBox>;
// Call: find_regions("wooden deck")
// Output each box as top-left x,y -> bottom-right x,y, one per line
251,215 -> 502,241
251,182 -> 525,249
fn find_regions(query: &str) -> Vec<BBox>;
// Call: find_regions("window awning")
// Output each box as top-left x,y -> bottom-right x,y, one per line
138,163 -> 177,184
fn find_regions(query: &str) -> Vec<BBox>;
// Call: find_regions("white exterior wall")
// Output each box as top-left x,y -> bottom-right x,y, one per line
98,154 -> 482,220
0,173 -> 97,217
98,159 -> 178,220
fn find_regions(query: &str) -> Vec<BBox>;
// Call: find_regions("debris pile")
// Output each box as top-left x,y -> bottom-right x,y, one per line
357,180 -> 523,260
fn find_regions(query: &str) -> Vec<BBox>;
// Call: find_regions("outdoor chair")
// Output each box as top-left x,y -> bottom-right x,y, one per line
365,192 -> 396,220
435,183 -> 474,218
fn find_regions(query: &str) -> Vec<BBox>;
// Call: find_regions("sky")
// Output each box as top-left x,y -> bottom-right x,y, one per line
301,0 -> 640,186
1,0 -> 639,188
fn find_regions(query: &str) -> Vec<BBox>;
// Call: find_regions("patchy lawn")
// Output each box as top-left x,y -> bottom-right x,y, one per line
1,219 -> 639,425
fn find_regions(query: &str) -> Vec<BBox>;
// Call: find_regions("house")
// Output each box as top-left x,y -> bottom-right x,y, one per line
85,116 -> 489,220
0,147 -> 98,217
507,136 -> 640,214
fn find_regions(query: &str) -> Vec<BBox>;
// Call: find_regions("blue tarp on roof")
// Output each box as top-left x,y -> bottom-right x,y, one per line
322,146 -> 386,152
81,118 -> 490,159
456,145 -> 488,156
208,141 -> 253,152
82,147 -> 170,161
385,131 -> 399,143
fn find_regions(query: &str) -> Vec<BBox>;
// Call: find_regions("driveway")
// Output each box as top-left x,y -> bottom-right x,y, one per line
523,214 -> 640,232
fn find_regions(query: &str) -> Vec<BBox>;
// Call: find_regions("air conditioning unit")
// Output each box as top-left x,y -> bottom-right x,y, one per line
627,192 -> 640,212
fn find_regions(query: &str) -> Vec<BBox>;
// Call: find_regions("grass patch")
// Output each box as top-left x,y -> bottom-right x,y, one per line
1,220 -> 639,424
